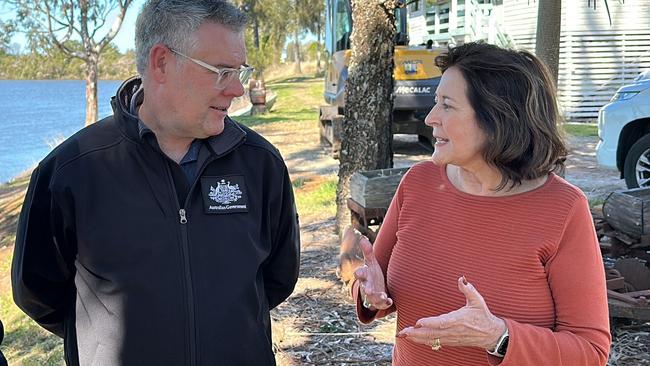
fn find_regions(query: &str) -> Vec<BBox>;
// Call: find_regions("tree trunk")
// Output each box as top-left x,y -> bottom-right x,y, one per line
293,28 -> 302,74
84,58 -> 99,126
252,0 -> 260,49
535,0 -> 561,85
335,0 -> 396,234
316,21 -> 322,73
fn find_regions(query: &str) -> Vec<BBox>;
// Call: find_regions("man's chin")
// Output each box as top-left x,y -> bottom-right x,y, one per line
205,121 -> 225,137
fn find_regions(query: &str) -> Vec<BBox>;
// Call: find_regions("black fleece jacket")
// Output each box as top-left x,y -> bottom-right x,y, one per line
12,77 -> 300,366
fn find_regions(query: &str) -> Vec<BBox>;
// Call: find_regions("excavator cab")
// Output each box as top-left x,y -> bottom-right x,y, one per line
320,0 -> 443,157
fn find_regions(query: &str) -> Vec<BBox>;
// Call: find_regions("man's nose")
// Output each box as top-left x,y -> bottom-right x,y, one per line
222,77 -> 245,97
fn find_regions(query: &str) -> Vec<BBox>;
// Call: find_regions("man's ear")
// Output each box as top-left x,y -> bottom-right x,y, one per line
147,44 -> 174,83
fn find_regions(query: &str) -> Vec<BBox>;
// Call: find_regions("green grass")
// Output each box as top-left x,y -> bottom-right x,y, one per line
294,177 -> 338,219
0,249 -> 64,365
563,123 -> 598,137
236,76 -> 323,127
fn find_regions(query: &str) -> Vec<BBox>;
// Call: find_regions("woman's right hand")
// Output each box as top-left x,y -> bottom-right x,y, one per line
353,237 -> 393,310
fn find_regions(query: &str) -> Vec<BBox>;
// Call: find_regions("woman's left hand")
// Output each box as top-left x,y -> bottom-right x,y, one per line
397,276 -> 507,350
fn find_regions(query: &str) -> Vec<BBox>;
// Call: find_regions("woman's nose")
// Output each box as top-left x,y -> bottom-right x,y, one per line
424,105 -> 439,127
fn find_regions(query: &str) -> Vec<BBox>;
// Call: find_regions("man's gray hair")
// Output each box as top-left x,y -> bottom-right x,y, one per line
135,0 -> 248,76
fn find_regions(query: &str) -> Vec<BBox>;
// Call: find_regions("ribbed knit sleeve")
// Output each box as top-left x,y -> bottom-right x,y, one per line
497,196 -> 611,366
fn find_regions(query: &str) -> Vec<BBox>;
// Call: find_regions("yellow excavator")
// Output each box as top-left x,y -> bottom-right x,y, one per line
319,0 -> 444,157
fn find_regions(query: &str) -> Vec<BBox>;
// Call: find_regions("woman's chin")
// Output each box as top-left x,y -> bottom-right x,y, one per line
430,153 -> 447,166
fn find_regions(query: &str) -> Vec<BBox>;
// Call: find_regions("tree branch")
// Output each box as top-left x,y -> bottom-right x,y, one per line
96,0 -> 132,53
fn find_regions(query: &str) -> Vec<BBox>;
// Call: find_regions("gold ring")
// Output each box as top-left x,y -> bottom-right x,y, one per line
362,299 -> 373,309
431,338 -> 442,351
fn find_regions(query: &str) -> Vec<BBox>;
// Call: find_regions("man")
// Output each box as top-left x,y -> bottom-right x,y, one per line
12,1 -> 300,365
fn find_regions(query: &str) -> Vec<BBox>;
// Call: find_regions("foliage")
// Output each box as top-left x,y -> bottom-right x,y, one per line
295,0 -> 324,36
235,0 -> 323,79
236,0 -> 292,78
0,44 -> 136,80
305,41 -> 322,62
0,20 -> 16,54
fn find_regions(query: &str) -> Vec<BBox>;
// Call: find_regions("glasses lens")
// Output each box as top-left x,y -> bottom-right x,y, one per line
239,67 -> 253,85
214,67 -> 254,90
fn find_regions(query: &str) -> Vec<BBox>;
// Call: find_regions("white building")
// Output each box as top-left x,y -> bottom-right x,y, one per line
407,0 -> 650,120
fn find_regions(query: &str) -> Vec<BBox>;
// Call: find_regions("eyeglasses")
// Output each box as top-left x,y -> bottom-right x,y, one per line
169,48 -> 254,90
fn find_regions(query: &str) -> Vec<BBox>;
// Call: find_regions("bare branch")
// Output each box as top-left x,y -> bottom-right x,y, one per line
97,0 -> 133,52
90,1 -> 118,39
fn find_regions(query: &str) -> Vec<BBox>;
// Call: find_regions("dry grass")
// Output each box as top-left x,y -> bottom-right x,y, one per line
608,326 -> 650,365
271,218 -> 395,365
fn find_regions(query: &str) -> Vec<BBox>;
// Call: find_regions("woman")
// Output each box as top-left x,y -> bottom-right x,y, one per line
352,42 -> 611,365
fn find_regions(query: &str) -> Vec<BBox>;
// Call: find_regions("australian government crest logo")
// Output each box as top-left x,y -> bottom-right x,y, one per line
209,179 -> 242,204
202,176 -> 248,214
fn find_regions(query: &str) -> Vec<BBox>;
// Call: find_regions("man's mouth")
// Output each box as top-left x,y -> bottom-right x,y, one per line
210,106 -> 228,112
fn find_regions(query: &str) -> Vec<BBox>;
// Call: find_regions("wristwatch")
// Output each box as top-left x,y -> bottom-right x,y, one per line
486,328 -> 509,358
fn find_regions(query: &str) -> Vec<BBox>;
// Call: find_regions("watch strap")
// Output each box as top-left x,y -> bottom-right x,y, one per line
486,328 -> 509,358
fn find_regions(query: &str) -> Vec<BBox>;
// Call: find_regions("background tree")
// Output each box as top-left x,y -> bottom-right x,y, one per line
535,0 -> 561,83
0,20 -> 15,55
536,0 -> 619,84
7,0 -> 134,126
296,0 -> 325,73
335,0 -> 397,233
237,0 -> 291,80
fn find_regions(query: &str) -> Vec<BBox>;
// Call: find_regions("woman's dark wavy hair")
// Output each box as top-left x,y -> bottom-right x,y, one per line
435,42 -> 567,190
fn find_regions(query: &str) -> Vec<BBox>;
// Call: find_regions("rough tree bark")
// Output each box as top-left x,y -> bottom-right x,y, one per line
335,0 -> 397,234
535,0 -> 562,85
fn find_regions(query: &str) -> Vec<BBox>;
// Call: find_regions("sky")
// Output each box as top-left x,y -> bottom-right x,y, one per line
0,0 -> 146,53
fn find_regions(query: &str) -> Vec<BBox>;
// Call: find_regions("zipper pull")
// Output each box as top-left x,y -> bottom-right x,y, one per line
179,209 -> 187,224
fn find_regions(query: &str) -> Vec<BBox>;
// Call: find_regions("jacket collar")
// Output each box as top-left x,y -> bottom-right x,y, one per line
112,76 -> 247,157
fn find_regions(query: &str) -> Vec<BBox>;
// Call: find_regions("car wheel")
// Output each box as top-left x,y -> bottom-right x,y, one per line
624,133 -> 650,188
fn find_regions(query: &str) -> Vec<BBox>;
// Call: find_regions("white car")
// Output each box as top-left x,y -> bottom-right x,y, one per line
596,69 -> 650,188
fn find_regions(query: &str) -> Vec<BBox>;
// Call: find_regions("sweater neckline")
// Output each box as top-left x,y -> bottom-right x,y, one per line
437,162 -> 556,201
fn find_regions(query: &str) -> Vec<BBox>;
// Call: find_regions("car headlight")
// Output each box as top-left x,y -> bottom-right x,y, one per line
611,91 -> 640,101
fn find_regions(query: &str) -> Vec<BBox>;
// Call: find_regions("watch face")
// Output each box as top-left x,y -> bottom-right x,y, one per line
497,336 -> 509,355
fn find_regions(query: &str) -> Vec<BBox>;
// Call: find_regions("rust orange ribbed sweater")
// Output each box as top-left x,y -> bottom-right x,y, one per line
354,161 -> 611,365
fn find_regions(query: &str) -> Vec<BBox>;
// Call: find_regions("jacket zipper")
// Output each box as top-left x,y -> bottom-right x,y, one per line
163,136 -> 241,365
165,155 -> 217,366
163,165 -> 196,366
